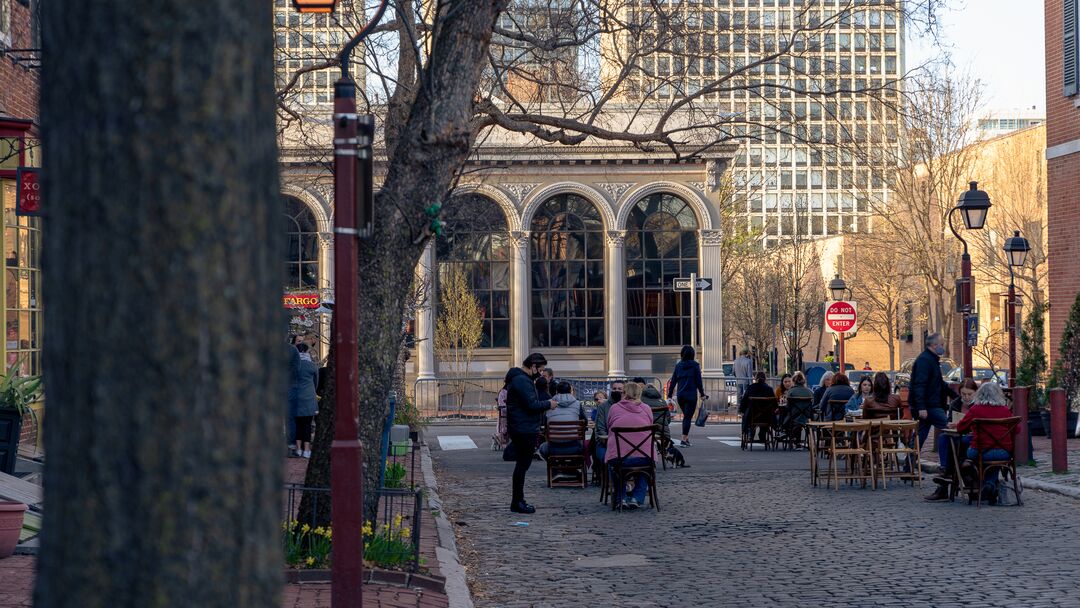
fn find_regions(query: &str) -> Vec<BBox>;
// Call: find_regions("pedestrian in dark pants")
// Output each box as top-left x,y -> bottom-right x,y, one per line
504,353 -> 557,514
667,345 -> 708,448
910,332 -> 958,450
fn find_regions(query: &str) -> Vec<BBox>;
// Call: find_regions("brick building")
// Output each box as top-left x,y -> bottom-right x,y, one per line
1046,0 -> 1080,364
0,0 -> 42,455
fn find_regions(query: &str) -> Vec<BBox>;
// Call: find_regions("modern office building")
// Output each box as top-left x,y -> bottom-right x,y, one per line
976,108 -> 1045,140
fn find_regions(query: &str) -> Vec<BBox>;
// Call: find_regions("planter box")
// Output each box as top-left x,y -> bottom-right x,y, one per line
0,409 -> 23,475
1040,410 -> 1080,439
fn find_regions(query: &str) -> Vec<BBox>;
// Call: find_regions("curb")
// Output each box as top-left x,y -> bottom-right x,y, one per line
919,461 -> 1080,501
420,443 -> 474,608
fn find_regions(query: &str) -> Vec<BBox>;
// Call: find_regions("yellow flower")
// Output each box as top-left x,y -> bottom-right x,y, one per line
305,556 -> 315,567
301,523 -> 311,534
401,528 -> 411,538
314,526 -> 325,536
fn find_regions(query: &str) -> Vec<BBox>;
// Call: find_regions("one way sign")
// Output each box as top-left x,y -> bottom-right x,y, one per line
673,277 -> 713,292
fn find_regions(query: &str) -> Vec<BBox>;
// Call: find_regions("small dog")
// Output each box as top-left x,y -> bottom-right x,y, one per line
666,446 -> 689,468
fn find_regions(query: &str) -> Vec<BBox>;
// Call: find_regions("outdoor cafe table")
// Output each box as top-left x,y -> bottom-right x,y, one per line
807,420 -> 890,487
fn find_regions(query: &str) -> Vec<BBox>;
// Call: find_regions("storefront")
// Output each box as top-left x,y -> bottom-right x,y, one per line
0,117 -> 43,452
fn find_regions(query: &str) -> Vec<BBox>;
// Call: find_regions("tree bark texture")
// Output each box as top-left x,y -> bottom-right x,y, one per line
36,1 -> 282,606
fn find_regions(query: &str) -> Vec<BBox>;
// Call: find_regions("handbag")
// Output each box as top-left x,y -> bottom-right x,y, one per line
694,397 -> 709,427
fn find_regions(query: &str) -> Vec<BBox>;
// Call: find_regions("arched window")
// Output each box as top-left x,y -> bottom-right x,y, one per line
530,194 -> 605,347
284,195 -> 319,289
437,194 -> 511,348
626,193 -> 699,346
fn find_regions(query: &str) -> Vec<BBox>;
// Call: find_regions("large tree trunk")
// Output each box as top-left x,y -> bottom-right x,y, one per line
36,1 -> 282,605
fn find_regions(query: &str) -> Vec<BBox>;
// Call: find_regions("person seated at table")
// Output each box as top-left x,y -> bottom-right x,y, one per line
812,371 -> 834,412
845,376 -> 874,412
949,378 -> 979,420
637,377 -> 671,446
786,372 -> 815,403
740,371 -> 776,439
861,372 -> 903,420
605,382 -> 656,509
818,373 -> 854,421
925,381 -> 1018,503
539,381 -> 586,460
775,373 -> 793,404
592,382 -> 624,475
590,390 -> 608,420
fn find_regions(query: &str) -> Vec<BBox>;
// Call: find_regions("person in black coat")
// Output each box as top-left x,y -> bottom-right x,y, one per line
504,353 -> 557,514
910,332 -> 958,449
740,371 -> 776,439
667,345 -> 708,447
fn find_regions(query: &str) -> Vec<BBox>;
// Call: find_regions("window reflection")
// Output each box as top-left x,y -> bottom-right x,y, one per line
530,194 -> 605,348
283,196 -> 320,289
626,193 -> 699,347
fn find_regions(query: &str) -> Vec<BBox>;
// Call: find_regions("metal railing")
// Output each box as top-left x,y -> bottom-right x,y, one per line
410,374 -> 793,422
283,483 -> 424,571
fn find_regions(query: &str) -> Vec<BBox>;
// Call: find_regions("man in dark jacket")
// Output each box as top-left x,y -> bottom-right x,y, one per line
910,333 -> 958,449
740,371 -> 776,439
504,353 -> 557,514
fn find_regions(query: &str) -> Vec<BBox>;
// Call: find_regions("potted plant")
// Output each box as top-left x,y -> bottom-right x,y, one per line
0,501 -> 27,558
1049,294 -> 1080,439
1016,303 -> 1049,436
0,360 -> 43,474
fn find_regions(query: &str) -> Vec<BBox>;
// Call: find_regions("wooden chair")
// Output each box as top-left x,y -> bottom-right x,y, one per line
544,420 -> 587,488
743,397 -> 779,451
608,425 -> 660,511
897,387 -> 912,419
781,397 -> 815,450
806,421 -> 836,487
650,406 -> 674,470
875,419 -> 921,490
968,417 -> 1024,508
828,421 -> 875,490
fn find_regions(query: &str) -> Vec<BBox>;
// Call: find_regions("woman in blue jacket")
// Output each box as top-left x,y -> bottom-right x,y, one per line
667,345 -> 709,447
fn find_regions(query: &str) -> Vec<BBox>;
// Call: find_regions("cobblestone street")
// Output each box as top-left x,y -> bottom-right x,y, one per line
430,425 -> 1080,608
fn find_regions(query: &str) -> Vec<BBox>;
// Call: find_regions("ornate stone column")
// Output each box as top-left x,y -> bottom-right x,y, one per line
415,240 -> 436,380
510,231 -> 531,367
605,230 -> 627,378
700,229 -> 724,374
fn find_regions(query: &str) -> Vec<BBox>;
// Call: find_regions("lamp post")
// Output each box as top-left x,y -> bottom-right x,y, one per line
828,274 -> 852,371
949,181 -> 992,380
293,0 -> 388,606
1004,230 -> 1031,388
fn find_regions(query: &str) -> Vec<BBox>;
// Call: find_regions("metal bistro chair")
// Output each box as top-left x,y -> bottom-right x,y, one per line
743,397 -> 779,451
544,420 -> 588,488
781,397 -> 815,450
828,421 -> 875,490
825,399 -> 850,423
650,406 -> 674,470
968,417 -> 1024,508
608,425 -> 660,511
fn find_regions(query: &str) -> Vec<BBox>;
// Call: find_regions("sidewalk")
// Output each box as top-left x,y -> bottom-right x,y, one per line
922,435 -> 1080,499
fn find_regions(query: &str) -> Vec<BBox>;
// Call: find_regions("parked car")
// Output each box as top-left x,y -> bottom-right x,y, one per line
945,367 -> 1007,385
893,356 -> 958,391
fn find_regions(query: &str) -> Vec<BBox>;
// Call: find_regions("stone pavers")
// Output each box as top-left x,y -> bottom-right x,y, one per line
430,425 -> 1080,608
0,555 -> 34,607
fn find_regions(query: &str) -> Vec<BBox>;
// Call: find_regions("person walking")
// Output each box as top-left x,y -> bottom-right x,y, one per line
290,343 -> 319,458
503,353 -> 557,514
286,340 -> 300,456
667,345 -> 708,448
733,348 -> 753,402
910,333 -> 958,449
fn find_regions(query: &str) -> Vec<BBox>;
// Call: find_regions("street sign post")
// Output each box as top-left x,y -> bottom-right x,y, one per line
966,314 -> 979,347
825,301 -> 857,370
673,277 -> 713,292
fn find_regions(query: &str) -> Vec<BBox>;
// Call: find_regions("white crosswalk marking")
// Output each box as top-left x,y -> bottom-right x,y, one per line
437,435 -> 478,451
708,436 -> 743,447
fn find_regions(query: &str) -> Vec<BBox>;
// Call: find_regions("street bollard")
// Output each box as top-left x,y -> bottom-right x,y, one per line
1049,388 -> 1069,474
1012,386 -> 1030,466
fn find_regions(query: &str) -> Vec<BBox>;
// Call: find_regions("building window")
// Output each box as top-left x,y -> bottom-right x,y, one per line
530,194 -> 605,347
626,194 -> 699,347
283,195 -> 319,289
1,179 -> 41,376
1066,0 -> 1079,96
436,194 -> 511,349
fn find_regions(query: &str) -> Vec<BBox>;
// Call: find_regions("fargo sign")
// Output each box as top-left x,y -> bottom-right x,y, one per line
283,292 -> 321,309
825,300 -> 857,334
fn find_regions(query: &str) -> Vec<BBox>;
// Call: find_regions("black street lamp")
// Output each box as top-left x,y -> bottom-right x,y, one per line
949,181 -> 992,379
1004,230 -> 1031,387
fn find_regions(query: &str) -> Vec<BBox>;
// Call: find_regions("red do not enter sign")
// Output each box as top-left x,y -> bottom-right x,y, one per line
825,300 -> 857,333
